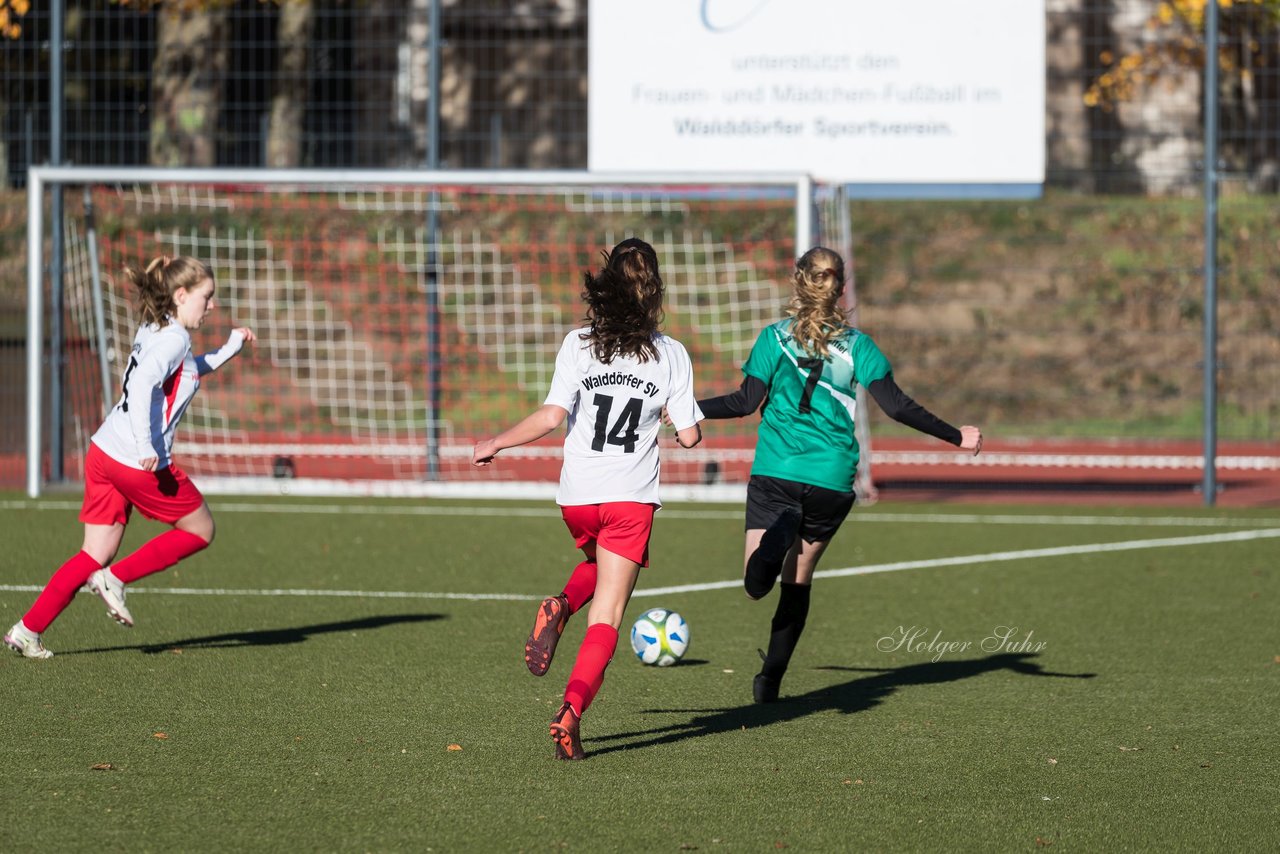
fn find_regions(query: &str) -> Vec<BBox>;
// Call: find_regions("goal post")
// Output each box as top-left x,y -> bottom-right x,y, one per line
26,166 -> 816,498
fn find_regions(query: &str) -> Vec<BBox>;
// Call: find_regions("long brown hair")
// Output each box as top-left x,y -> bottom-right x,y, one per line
121,255 -> 214,327
581,238 -> 664,364
787,246 -> 848,358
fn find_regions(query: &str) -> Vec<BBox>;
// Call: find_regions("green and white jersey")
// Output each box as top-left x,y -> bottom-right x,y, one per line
742,318 -> 892,492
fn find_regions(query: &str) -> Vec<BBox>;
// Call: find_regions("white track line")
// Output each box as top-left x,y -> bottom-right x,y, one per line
2,500 -> 1277,529
3,528 -> 1277,602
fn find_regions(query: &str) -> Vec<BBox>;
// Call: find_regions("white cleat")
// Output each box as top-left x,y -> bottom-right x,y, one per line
86,568 -> 134,628
4,621 -> 54,659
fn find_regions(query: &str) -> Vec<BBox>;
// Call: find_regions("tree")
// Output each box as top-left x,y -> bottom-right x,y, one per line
265,0 -> 313,167
147,2 -> 229,166
122,0 -> 315,168
1,0 -> 28,39
1085,0 -> 1280,189
2,0 -> 29,187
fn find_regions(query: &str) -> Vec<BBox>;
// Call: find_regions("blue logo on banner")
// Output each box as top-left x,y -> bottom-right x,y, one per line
700,0 -> 774,33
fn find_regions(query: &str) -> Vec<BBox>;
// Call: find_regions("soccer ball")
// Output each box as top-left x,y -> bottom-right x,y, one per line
630,608 -> 690,667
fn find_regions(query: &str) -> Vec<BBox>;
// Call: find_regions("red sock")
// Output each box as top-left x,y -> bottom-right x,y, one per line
564,623 -> 619,715
561,559 -> 597,615
110,530 -> 209,584
23,551 -> 102,633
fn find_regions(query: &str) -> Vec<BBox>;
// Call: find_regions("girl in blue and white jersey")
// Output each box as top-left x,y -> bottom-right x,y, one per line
5,256 -> 255,658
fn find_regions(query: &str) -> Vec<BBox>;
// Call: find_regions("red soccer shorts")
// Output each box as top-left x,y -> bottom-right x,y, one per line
560,502 -> 656,567
79,442 -> 205,526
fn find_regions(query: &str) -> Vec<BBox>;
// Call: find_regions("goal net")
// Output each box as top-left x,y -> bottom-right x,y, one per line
27,167 -> 820,498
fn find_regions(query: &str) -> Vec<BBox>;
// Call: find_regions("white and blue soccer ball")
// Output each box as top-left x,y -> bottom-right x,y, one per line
630,608 -> 690,667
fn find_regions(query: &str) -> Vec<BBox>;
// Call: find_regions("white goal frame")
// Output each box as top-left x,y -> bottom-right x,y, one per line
26,166 -> 815,498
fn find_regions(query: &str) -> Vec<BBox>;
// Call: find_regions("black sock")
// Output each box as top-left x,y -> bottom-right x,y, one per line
759,582 -> 811,682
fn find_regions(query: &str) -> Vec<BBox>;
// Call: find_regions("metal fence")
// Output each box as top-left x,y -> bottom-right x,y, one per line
2,0 -> 592,180
3,2 -> 1278,187
3,1 -> 1278,497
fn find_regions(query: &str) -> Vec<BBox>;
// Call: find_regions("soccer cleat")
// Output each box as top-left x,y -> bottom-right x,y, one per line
550,702 -> 585,760
4,622 -> 54,660
753,673 -> 781,704
524,594 -> 568,677
744,509 -> 801,600
86,568 -> 134,628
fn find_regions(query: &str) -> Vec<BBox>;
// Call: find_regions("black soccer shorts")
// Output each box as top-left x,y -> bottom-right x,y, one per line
744,474 -> 857,543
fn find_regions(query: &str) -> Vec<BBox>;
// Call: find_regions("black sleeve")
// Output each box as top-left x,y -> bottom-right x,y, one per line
866,374 -> 962,446
698,375 -> 768,420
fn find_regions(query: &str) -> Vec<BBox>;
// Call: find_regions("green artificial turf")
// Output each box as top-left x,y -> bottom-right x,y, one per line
1,495 -> 1277,851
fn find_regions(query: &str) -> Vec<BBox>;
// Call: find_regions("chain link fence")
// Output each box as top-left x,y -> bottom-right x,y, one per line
3,1 -> 1277,492
4,2 -> 1277,186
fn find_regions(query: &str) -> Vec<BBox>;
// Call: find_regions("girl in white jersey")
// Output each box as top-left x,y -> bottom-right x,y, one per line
472,238 -> 703,760
5,256 -> 255,659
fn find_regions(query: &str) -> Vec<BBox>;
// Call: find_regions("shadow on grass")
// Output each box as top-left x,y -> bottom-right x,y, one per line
589,653 -> 1095,757
65,613 -> 445,655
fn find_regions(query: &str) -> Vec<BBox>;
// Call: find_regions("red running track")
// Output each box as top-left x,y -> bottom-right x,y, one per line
6,437 -> 1278,507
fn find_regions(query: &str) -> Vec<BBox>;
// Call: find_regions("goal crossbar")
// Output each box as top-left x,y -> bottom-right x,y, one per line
26,166 -> 815,497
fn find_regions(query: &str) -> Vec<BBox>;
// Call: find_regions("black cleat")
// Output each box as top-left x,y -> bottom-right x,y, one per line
753,673 -> 781,703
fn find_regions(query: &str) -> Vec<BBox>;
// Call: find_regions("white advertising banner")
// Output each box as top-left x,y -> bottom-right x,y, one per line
588,0 -> 1045,185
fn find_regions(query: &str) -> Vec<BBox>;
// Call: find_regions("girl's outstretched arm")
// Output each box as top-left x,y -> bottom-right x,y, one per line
472,404 -> 569,467
196,327 -> 256,375
866,374 -> 982,455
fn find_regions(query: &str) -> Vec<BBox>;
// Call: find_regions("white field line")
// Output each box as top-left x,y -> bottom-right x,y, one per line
0,584 -> 541,602
2,528 -> 1277,602
2,499 -> 1278,529
635,527 -> 1280,596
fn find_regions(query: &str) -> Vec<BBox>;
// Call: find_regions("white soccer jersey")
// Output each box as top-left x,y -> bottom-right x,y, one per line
92,322 -> 245,470
544,328 -> 703,507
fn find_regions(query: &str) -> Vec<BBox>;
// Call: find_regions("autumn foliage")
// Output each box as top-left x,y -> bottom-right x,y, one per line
1085,0 -> 1280,109
1,0 -> 29,39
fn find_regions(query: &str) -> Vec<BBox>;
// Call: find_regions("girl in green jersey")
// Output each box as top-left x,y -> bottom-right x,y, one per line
698,246 -> 982,702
